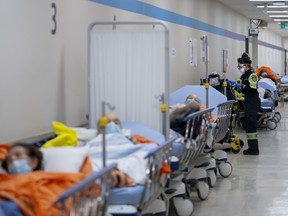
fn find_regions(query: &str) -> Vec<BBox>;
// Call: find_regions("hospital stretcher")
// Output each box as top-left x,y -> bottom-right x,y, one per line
170,108 -> 215,200
86,129 -> 174,216
131,106 -> 214,216
20,129 -> 174,216
280,74 -> 288,89
160,85 -> 234,216
0,161 -> 117,216
115,119 -> 211,215
169,85 -> 233,178
107,139 -> 174,216
234,78 -> 281,130
27,112 -> 216,216
256,79 -> 281,130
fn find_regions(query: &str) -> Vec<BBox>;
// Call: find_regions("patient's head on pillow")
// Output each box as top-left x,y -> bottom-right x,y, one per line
2,143 -> 43,174
97,113 -> 122,134
185,94 -> 200,104
260,70 -> 268,78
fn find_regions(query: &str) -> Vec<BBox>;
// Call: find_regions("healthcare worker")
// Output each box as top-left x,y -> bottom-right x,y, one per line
228,53 -> 260,155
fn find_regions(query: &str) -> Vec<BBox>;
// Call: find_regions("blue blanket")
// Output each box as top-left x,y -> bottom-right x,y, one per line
0,201 -> 23,216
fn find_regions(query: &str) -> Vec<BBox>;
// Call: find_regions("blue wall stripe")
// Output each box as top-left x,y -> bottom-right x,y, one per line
258,40 -> 284,51
90,0 -> 285,52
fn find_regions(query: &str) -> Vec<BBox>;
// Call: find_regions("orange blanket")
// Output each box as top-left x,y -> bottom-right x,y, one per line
256,66 -> 278,83
0,144 -> 10,161
0,157 -> 92,216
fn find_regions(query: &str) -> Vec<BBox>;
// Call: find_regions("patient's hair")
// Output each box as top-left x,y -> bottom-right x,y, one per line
185,94 -> 200,104
97,113 -> 122,134
1,143 -> 43,172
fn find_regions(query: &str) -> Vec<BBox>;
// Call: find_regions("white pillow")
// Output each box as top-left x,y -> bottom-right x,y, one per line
41,146 -> 89,172
71,127 -> 97,142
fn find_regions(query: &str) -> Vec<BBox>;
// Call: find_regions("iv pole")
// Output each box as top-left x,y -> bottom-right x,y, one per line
99,101 -> 115,168
201,35 -> 209,107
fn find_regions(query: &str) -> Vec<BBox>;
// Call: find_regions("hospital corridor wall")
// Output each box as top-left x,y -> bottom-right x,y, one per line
0,0 -> 286,142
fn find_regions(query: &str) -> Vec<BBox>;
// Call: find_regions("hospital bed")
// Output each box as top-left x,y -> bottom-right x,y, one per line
0,144 -> 117,216
278,75 -> 288,103
34,128 -> 174,216
172,108 -> 214,194
166,85 -> 234,214
122,109 -> 215,215
85,129 -> 174,216
163,107 -> 215,215
257,78 -> 281,129
280,75 -> 288,90
235,78 -> 281,130
280,74 -> 288,96
122,108 -> 224,214
89,110 -> 224,215
169,85 -> 233,179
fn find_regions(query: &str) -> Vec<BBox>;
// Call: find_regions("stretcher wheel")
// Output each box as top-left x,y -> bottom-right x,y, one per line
274,112 -> 281,122
218,161 -> 232,178
173,197 -> 194,216
196,181 -> 209,200
267,119 -> 277,130
207,170 -> 217,188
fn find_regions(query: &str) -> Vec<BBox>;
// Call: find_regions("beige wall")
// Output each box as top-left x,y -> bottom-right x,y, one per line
0,0 -> 286,142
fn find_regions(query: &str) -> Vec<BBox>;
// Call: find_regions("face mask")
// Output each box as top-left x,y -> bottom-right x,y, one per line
185,99 -> 195,104
8,159 -> 32,174
105,121 -> 121,134
238,67 -> 245,74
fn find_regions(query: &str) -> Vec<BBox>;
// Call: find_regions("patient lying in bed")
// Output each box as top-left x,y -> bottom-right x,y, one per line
0,143 -> 92,216
88,113 -> 159,184
0,142 -> 137,216
96,113 -> 156,144
170,94 -> 215,136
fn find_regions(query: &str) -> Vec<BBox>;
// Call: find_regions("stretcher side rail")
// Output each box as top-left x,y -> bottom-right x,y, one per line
139,138 -> 175,212
54,163 -> 117,216
178,108 -> 214,168
213,100 -> 235,143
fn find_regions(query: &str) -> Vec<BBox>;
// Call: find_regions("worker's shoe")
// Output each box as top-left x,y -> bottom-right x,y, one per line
243,149 -> 259,155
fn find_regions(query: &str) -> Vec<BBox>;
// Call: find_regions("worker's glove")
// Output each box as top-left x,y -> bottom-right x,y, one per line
233,83 -> 243,89
227,79 -> 236,86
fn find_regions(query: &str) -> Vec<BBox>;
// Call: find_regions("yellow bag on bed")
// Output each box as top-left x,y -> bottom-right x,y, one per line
42,122 -> 77,148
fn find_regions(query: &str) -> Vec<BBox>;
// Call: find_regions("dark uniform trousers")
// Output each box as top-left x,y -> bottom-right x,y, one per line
244,97 -> 260,152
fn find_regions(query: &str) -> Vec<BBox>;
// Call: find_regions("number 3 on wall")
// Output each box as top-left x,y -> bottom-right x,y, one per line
51,2 -> 57,35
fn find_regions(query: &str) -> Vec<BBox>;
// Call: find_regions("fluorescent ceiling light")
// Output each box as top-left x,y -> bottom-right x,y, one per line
257,5 -> 288,8
250,0 -> 288,2
273,2 -> 286,6
267,10 -> 288,12
269,14 -> 288,17
274,18 -> 288,21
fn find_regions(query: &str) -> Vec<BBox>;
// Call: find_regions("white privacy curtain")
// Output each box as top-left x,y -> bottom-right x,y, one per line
89,28 -> 166,132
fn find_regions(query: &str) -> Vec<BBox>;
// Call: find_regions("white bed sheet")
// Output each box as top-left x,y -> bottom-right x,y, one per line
87,133 -> 157,184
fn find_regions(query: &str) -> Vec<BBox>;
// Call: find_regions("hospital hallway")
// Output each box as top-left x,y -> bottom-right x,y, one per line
191,103 -> 288,216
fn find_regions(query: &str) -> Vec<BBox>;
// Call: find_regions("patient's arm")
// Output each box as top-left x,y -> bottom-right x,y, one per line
111,168 -> 136,188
